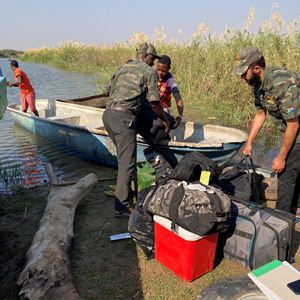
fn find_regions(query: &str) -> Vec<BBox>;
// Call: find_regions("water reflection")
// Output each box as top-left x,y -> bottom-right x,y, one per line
233,126 -> 281,167
17,141 -> 43,187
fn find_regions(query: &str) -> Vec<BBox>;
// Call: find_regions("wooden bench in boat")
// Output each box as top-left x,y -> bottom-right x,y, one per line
47,113 -> 80,125
85,123 -> 105,130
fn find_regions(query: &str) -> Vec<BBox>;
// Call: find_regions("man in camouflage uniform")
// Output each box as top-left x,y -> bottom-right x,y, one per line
232,45 -> 300,216
102,42 -> 170,218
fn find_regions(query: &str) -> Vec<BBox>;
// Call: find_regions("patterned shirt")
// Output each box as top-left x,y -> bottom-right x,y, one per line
156,71 -> 179,108
254,66 -> 300,143
103,58 -> 160,114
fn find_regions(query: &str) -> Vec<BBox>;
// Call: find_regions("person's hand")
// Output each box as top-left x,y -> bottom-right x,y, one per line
163,120 -> 170,132
7,81 -> 11,86
173,116 -> 182,129
242,143 -> 252,157
271,156 -> 286,174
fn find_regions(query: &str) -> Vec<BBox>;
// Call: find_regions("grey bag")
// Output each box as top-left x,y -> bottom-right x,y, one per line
144,179 -> 231,236
219,197 -> 296,270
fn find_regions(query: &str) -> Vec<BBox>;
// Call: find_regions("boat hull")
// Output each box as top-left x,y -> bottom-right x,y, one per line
8,101 -> 247,167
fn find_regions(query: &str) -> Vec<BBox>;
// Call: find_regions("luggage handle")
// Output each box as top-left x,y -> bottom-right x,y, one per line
237,153 -> 259,177
229,195 -> 267,210
220,153 -> 258,184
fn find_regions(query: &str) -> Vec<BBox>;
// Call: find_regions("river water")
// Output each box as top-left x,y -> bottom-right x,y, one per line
0,58 -> 281,192
0,58 -> 102,192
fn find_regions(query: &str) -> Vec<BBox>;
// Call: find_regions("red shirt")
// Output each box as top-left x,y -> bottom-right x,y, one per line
14,68 -> 33,95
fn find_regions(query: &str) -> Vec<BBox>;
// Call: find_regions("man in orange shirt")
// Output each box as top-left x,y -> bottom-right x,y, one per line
7,60 -> 39,116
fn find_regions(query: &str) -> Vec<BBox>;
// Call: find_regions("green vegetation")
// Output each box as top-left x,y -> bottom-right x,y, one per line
0,160 -> 23,193
0,49 -> 24,58
20,5 -> 300,129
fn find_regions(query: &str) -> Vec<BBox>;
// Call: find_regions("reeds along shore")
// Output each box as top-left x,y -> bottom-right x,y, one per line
20,5 -> 300,127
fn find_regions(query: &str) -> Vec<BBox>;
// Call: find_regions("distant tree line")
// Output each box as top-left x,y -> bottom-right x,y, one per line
0,49 -> 24,58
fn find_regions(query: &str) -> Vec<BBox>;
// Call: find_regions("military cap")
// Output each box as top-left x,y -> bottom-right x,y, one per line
232,45 -> 263,76
136,42 -> 162,59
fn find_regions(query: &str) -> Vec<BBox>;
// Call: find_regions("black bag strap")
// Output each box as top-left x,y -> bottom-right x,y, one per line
234,154 -> 250,177
223,154 -> 257,182
169,183 -> 185,232
241,154 -> 259,175
244,154 -> 259,177
244,154 -> 261,188
143,184 -> 160,221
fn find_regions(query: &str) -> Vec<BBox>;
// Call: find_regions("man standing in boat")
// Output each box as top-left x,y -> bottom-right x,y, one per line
102,42 -> 169,218
7,60 -> 39,116
232,45 -> 300,217
156,55 -> 184,129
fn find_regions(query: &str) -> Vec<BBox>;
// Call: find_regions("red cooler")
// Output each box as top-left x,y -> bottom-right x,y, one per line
154,215 -> 218,282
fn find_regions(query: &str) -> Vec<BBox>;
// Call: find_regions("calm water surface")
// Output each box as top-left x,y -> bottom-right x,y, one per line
0,58 -> 281,191
0,58 -> 102,191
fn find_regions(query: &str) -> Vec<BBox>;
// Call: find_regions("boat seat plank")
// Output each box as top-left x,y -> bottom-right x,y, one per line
47,113 -> 80,125
85,123 -> 105,130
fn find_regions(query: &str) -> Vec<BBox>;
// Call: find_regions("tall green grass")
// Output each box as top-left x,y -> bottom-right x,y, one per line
20,5 -> 300,128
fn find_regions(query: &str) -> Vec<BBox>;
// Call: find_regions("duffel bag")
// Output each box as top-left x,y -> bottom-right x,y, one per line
218,196 -> 296,270
217,154 -> 263,202
144,179 -> 231,236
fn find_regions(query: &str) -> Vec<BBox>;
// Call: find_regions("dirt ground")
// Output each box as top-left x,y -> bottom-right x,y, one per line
0,165 -> 299,300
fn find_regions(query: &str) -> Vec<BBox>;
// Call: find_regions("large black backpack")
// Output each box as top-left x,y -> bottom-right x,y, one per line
170,152 -> 220,184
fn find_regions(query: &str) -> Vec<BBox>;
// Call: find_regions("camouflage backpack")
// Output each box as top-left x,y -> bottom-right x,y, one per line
143,179 -> 231,236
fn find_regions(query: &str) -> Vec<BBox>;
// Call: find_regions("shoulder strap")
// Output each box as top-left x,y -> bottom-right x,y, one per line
143,183 -> 160,221
219,154 -> 252,182
168,183 -> 185,232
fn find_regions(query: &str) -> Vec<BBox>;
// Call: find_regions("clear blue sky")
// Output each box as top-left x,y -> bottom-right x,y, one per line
1,0 -> 299,51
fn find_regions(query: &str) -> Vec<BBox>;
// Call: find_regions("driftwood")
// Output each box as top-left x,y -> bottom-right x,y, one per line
53,176 -> 117,186
17,166 -> 98,300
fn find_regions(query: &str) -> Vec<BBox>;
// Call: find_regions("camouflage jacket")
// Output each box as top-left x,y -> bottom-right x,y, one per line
103,58 -> 160,114
254,66 -> 300,143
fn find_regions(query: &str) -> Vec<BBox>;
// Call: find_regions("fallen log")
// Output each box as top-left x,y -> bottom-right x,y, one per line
17,171 -> 98,300
53,176 -> 117,186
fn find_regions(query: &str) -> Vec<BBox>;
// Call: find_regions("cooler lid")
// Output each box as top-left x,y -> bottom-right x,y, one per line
154,215 -> 204,241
